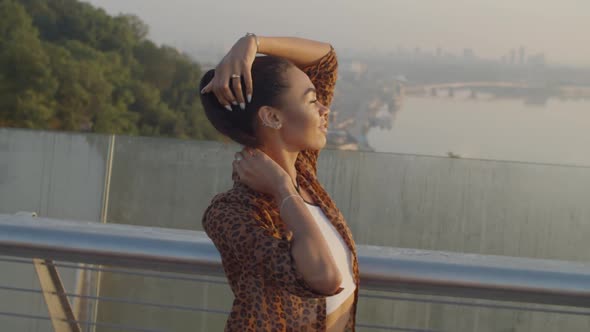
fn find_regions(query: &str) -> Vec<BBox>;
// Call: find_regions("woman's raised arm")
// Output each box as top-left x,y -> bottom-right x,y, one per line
201,35 -> 334,112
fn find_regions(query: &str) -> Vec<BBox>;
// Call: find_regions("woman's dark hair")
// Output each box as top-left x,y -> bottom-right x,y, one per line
199,56 -> 295,147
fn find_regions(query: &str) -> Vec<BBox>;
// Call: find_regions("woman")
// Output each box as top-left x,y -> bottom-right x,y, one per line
199,33 -> 359,331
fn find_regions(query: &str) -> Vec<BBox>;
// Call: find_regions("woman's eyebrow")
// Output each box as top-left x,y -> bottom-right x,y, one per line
302,87 -> 317,98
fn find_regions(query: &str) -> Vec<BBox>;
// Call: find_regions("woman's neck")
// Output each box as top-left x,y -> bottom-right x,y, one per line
259,144 -> 299,187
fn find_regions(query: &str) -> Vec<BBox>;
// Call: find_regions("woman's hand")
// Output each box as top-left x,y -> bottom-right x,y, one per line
200,36 -> 257,111
233,147 -> 291,197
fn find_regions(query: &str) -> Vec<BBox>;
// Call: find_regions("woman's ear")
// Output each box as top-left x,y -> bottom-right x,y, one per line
258,106 -> 281,128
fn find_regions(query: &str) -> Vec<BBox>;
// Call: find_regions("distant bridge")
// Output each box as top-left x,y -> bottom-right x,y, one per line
405,82 -> 530,93
404,82 -> 590,99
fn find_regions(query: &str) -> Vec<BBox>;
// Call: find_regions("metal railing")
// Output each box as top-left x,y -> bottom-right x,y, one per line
2,212 -> 590,332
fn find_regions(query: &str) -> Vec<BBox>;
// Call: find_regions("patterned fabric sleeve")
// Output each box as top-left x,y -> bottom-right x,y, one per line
202,200 -> 344,298
296,45 -> 338,176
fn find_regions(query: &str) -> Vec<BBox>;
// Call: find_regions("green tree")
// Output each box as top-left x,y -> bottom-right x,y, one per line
0,0 -> 56,128
1,0 -> 222,142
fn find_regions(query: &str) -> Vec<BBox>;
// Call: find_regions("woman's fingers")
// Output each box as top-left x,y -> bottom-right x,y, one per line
206,72 -> 234,111
234,151 -> 250,162
215,80 -> 236,110
204,62 -> 252,111
243,70 -> 253,104
236,150 -> 258,175
242,147 -> 260,159
232,77 -> 246,110
200,82 -> 211,94
221,83 -> 237,108
233,151 -> 251,182
213,88 -> 231,111
232,160 -> 243,181
243,146 -> 260,158
252,148 -> 264,158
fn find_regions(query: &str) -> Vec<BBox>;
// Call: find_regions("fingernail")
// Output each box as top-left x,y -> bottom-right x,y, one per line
200,88 -> 205,94
247,94 -> 252,103
225,105 -> 232,111
232,100 -> 238,105
240,102 -> 245,110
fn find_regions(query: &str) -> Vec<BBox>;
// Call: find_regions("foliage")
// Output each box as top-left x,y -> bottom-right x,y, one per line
0,0 -> 221,141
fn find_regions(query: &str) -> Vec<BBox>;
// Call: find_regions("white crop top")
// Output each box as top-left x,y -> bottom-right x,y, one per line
303,201 -> 356,314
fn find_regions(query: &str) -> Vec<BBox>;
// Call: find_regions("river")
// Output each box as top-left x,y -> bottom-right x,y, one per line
367,93 -> 590,167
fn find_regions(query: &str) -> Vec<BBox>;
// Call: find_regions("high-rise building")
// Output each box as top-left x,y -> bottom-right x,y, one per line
463,48 -> 475,60
527,53 -> 546,66
519,46 -> 526,65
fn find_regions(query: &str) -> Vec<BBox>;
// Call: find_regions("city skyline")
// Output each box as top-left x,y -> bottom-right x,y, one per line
84,0 -> 590,68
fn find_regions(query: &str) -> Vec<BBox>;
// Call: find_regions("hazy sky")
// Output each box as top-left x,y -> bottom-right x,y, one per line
85,0 -> 590,67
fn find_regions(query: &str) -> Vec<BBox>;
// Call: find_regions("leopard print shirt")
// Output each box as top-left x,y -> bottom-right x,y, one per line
202,46 -> 359,331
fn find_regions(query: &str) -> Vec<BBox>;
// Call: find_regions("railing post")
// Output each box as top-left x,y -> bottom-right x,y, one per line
91,133 -> 116,332
33,258 -> 82,332
18,212 -> 82,332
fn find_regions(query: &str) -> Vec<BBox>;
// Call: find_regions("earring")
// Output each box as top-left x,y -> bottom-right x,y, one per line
266,123 -> 281,129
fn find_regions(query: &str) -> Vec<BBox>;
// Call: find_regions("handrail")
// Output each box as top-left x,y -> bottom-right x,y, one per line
2,213 -> 590,308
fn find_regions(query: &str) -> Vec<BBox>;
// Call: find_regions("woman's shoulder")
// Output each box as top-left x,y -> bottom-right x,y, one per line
202,185 -> 279,237
203,184 -> 276,222
209,183 -> 274,207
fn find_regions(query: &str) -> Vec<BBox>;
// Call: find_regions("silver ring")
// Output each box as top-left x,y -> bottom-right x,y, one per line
235,155 -> 242,161
231,74 -> 241,79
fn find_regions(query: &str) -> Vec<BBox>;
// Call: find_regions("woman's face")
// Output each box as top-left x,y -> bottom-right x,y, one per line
274,66 -> 330,151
